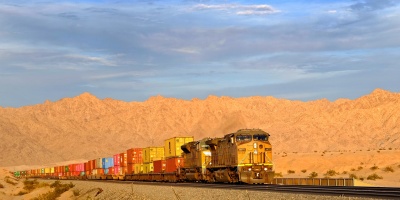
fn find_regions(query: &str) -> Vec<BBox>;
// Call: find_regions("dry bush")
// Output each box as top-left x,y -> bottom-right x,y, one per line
301,169 -> 307,173
383,166 -> 394,173
324,169 -> 339,177
32,181 -> 75,200
357,166 -> 363,170
0,183 -> 4,188
274,172 -> 283,177
349,174 -> 358,179
287,170 -> 295,174
5,177 -> 17,186
308,172 -> 318,178
370,165 -> 379,170
342,171 -> 348,175
367,173 -> 383,180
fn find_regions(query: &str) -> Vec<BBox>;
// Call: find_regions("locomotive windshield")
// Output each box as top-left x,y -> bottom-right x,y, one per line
236,134 -> 252,142
253,134 -> 269,141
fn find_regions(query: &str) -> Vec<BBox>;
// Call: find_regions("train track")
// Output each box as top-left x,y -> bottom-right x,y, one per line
83,179 -> 400,199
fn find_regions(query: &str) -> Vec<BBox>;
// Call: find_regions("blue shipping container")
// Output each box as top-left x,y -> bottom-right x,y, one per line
104,168 -> 109,175
102,157 -> 114,169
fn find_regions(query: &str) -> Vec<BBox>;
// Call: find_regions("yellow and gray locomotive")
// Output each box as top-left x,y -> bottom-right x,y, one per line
181,129 -> 274,184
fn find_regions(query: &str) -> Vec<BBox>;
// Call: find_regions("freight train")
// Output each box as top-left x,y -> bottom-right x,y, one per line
14,129 -> 274,184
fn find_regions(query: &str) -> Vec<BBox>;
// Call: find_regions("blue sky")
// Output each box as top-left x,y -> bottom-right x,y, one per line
1,0 -> 399,107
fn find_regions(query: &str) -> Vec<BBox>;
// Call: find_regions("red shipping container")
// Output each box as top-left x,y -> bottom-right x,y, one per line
108,167 -> 115,175
127,148 -> 143,164
166,157 -> 184,173
114,166 -> 120,175
153,160 -> 166,173
120,153 -> 127,167
127,163 -> 134,174
69,164 -> 74,172
113,154 -> 121,166
74,163 -> 85,172
90,160 -> 95,170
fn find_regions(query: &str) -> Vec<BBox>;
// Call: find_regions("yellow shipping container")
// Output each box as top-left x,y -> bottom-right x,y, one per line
134,164 -> 143,174
143,147 -> 164,163
45,168 -> 51,174
50,167 -> 55,173
143,163 -> 154,174
164,137 -> 194,158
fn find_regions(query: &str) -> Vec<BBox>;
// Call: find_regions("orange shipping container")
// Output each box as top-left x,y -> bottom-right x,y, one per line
127,148 -> 142,164
166,157 -> 184,173
127,163 -> 134,174
153,160 -> 166,173
120,153 -> 127,167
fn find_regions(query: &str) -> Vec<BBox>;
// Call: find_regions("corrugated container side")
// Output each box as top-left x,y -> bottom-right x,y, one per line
127,148 -> 143,164
120,153 -> 127,167
143,147 -> 164,163
143,163 -> 154,173
166,157 -> 185,172
44,168 -> 51,174
102,157 -> 114,169
69,164 -> 74,172
74,163 -> 85,172
114,166 -> 120,175
153,160 -> 166,173
119,167 -> 126,175
134,164 -> 143,174
90,160 -> 96,170
95,158 -> 102,169
113,154 -> 121,166
50,167 -> 54,173
127,163 -> 134,174
108,167 -> 114,175
92,168 -> 104,175
164,137 -> 194,158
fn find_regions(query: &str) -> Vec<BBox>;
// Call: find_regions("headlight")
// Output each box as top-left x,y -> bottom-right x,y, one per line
248,168 -> 252,171
264,168 -> 267,171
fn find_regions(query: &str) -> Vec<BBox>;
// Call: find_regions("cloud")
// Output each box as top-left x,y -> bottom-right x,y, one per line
193,3 -> 280,15
350,0 -> 395,12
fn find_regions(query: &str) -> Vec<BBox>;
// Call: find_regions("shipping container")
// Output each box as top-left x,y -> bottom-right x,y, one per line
41,168 -> 45,174
120,153 -> 127,167
95,158 -> 102,169
127,148 -> 143,164
45,168 -> 51,174
65,165 -> 70,172
113,154 -> 121,166
114,166 -> 120,175
73,163 -> 85,172
143,147 -> 164,163
134,164 -> 143,174
108,167 -> 115,175
92,168 -> 104,175
143,163 -> 154,173
14,171 -> 20,177
127,163 -> 134,174
153,160 -> 166,173
166,157 -> 185,172
102,157 -> 114,169
90,160 -> 95,170
119,167 -> 126,175
164,137 -> 194,158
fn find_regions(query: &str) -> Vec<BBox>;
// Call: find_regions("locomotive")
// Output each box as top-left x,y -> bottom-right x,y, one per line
16,129 -> 275,184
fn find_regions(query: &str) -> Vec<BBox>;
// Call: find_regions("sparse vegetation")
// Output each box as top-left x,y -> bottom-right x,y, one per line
0,183 -> 4,188
274,172 -> 283,177
32,181 -> 74,200
301,169 -> 307,173
370,165 -> 379,171
350,168 -> 356,171
359,177 -> 365,181
17,191 -> 28,195
377,150 -> 380,153
342,171 -> 347,175
308,172 -> 318,178
367,173 -> 383,180
23,179 -> 40,192
357,166 -> 363,170
349,174 -> 358,179
389,148 -> 392,150
72,189 -> 80,196
287,170 -> 295,174
5,177 -> 17,186
383,166 -> 394,173
324,169 -> 338,177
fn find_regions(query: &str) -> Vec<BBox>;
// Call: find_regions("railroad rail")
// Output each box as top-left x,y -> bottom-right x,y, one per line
78,179 -> 400,199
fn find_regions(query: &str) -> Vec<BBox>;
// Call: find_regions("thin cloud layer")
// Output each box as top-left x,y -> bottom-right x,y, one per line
0,0 -> 399,107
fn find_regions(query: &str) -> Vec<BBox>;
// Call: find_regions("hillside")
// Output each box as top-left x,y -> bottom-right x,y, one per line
1,89 -> 400,167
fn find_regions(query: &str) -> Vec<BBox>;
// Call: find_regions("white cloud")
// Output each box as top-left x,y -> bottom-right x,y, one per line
193,4 -> 280,15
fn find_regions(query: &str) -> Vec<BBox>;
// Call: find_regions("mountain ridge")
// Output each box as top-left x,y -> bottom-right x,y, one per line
1,88 -> 399,167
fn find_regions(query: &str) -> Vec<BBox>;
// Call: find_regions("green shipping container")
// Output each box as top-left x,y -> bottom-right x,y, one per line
41,168 -> 45,174
14,171 -> 20,177
65,166 -> 69,172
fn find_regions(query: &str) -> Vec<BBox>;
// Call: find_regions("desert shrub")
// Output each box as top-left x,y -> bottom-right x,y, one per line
360,177 -> 365,181
357,166 -> 363,170
350,168 -> 356,171
5,177 -> 17,186
342,171 -> 347,175
23,179 -> 39,192
287,170 -> 295,174
367,173 -> 383,180
16,191 -> 28,196
377,151 -> 380,153
349,174 -> 358,179
274,172 -> 283,177
389,148 -> 392,150
370,165 -> 379,170
72,189 -> 80,196
301,169 -> 307,173
383,166 -> 394,172
308,172 -> 318,178
324,170 -> 338,177
398,164 -> 400,168
0,183 -> 4,188
33,181 -> 74,200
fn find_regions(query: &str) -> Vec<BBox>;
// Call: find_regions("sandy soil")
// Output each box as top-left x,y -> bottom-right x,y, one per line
274,150 -> 400,187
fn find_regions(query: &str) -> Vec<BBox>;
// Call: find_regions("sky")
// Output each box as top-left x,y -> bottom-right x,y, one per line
1,0 -> 399,107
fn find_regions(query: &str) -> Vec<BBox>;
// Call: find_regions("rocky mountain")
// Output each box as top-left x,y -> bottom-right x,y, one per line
1,89 -> 399,167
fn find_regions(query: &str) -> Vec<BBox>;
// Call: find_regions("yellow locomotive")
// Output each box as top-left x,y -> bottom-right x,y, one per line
181,129 -> 274,184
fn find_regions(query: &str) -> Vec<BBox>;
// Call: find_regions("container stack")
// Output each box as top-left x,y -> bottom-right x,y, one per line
119,152 -> 127,175
127,148 -> 143,174
164,137 -> 193,172
143,147 -> 164,173
113,153 -> 120,175
93,158 -> 104,176
102,157 -> 114,175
